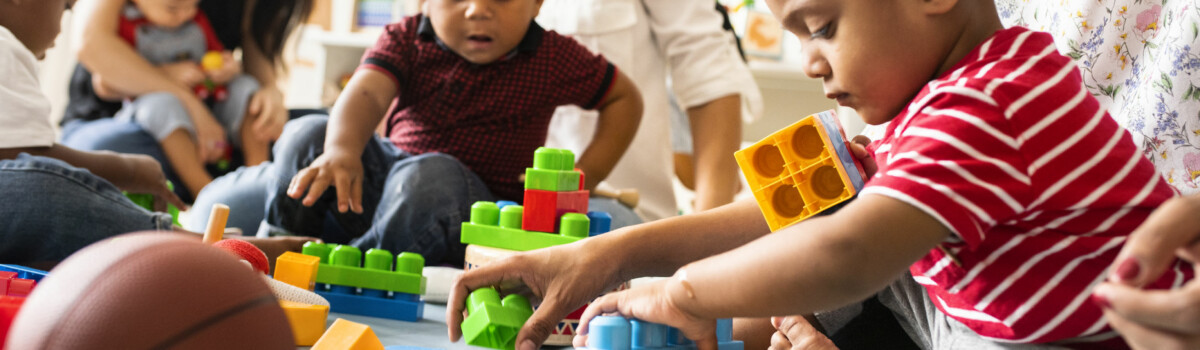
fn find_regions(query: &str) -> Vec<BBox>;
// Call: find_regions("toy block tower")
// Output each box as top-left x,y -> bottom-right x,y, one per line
522,147 -> 589,233
735,110 -> 867,231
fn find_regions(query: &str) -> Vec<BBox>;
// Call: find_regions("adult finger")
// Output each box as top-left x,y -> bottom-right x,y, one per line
773,315 -> 836,350
1112,196 -> 1200,286
1105,308 -> 1200,350
576,293 -> 621,337
1095,281 -> 1200,334
446,257 -> 530,342
769,331 -> 791,350
288,168 -> 318,199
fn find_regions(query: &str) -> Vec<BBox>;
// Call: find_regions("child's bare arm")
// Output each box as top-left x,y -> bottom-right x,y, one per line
574,71 -> 642,190
670,195 -> 950,318
288,69 -> 397,214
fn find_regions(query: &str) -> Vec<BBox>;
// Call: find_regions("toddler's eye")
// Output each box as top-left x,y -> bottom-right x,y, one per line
810,23 -> 832,39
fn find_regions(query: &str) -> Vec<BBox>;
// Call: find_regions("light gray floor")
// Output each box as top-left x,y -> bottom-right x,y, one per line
301,302 -> 476,350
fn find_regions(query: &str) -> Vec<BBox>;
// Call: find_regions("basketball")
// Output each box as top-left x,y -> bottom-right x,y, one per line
7,232 -> 293,349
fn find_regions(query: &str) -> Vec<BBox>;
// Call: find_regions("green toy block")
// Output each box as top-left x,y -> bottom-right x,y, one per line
524,168 -> 581,191
123,181 -> 181,226
532,147 -> 575,171
300,242 -> 426,295
461,287 -> 533,350
461,201 -> 586,251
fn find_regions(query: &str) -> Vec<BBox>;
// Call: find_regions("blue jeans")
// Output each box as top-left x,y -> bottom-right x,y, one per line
0,154 -> 173,264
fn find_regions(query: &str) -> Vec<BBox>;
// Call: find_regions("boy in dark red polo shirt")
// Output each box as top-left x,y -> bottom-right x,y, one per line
258,0 -> 642,264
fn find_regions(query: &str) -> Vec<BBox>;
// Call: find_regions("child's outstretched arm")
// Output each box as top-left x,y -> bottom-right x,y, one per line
287,69 -> 397,214
574,71 -> 642,190
577,195 -> 950,348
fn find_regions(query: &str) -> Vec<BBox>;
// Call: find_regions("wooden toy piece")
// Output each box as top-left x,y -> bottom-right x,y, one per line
734,110 -> 867,231
203,204 -> 230,244
592,187 -> 639,208
275,251 -> 321,290
279,300 -> 330,346
312,318 -> 384,350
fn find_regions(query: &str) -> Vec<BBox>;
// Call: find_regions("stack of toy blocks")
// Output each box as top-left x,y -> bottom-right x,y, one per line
0,265 -> 43,347
584,316 -> 743,350
734,110 -> 867,231
460,287 -> 533,350
298,243 -> 426,322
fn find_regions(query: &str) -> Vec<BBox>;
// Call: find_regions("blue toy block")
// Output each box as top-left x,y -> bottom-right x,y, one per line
584,316 -> 743,350
314,289 -> 424,322
587,211 -> 612,236
495,200 -> 519,209
0,265 -> 47,283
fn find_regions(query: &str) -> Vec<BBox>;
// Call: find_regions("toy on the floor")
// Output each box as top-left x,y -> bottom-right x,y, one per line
734,109 -> 867,231
0,264 -> 44,347
583,316 -> 743,350
460,287 -> 533,350
312,318 -> 384,350
123,180 -> 181,226
297,242 -> 426,322
280,299 -> 330,346
7,232 -> 293,349
273,251 -> 332,346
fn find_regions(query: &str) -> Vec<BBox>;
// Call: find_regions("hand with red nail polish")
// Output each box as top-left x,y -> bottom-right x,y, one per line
1096,195 -> 1200,350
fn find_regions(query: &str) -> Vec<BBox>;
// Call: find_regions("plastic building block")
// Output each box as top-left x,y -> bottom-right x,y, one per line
521,189 -> 589,233
123,181 -> 181,226
300,243 -> 426,322
461,287 -> 533,350
525,148 -> 582,191
584,316 -> 743,350
734,110 -> 867,231
0,296 -> 25,348
495,200 -> 519,209
0,271 -> 35,298
312,318 -> 384,350
461,201 -> 588,251
275,251 -> 321,290
279,300 -> 330,346
0,264 -> 47,282
587,211 -> 612,236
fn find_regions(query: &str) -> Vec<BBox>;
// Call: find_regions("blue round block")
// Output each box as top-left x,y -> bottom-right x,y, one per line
631,319 -> 668,348
586,316 -> 631,350
496,200 -> 519,209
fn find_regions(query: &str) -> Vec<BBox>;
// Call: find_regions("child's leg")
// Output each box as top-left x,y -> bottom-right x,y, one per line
349,152 -> 497,265
212,75 -> 269,166
0,154 -> 173,265
116,92 -> 212,197
160,129 -> 213,197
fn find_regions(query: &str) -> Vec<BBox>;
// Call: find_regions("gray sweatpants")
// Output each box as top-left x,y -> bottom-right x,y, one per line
116,74 -> 258,149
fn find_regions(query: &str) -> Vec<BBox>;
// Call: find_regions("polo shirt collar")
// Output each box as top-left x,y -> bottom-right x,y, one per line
416,14 -> 544,56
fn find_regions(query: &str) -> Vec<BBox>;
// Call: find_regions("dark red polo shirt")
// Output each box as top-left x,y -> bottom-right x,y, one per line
360,15 -> 616,200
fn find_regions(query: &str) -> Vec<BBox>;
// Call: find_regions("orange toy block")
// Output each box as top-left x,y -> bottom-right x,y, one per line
735,110 -> 867,231
280,300 -> 330,346
275,252 -> 321,290
312,318 -> 384,350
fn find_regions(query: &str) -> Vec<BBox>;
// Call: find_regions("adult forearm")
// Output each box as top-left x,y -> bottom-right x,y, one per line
602,198 -> 770,281
688,94 -> 742,211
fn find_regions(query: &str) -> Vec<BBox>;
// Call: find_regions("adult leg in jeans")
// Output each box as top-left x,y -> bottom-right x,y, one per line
350,153 -> 497,266
0,154 -> 174,265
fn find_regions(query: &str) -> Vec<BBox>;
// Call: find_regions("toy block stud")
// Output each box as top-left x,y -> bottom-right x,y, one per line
734,110 -> 866,231
461,287 -> 534,350
312,318 -> 384,350
499,205 -> 524,229
587,316 -> 632,350
280,300 -> 330,346
559,213 -> 590,238
587,211 -> 612,236
303,242 -> 334,264
525,148 -> 581,191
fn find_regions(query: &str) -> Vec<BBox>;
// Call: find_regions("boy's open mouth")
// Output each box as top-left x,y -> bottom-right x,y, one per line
468,35 -> 493,43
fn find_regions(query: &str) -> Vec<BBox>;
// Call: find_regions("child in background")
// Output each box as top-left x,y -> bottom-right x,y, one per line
451,0 -> 1192,348
92,0 -> 274,198
252,0 -> 643,265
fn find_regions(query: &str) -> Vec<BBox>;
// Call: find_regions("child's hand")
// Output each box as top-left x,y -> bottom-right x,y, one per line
575,280 -> 719,350
118,154 -> 189,211
158,61 -> 206,88
247,87 -> 287,142
769,316 -> 838,350
206,52 -> 242,86
848,135 -> 878,179
192,111 -> 228,163
288,150 -> 364,213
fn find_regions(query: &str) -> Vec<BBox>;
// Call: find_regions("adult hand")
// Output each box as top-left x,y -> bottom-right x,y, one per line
115,153 -> 188,211
769,316 -> 838,350
158,61 -> 206,88
247,86 -> 287,142
575,279 -> 719,350
192,110 -> 228,163
848,135 -> 877,179
206,52 -> 242,85
287,150 -> 364,213
1093,195 -> 1200,350
446,239 -> 625,350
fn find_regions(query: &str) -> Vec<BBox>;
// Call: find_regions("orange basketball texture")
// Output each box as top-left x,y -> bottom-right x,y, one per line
7,232 -> 293,349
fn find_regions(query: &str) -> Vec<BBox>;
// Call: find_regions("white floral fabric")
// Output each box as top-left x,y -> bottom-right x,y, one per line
997,0 -> 1200,193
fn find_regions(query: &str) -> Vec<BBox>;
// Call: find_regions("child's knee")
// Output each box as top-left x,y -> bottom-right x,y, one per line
392,153 -> 469,185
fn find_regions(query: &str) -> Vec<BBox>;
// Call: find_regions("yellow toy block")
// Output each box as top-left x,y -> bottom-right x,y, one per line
312,318 -> 384,350
279,300 -> 330,346
275,251 -> 320,290
735,110 -> 867,231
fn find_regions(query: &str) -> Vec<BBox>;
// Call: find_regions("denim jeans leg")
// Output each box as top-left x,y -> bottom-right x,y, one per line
185,163 -> 275,233
350,152 -> 497,265
263,115 -> 397,242
0,154 -> 173,264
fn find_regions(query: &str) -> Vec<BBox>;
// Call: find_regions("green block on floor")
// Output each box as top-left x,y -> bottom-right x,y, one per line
461,288 -> 533,350
301,243 -> 427,295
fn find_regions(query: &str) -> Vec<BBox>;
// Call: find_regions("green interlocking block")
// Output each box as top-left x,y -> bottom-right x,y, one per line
523,168 -> 580,191
123,181 -> 181,226
461,201 -> 585,251
300,243 -> 426,295
533,147 -> 574,171
461,287 -> 533,350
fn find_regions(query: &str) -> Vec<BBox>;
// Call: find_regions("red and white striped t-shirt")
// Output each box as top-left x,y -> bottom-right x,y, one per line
862,27 -> 1192,344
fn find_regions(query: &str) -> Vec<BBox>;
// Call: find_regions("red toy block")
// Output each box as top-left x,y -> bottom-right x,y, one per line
0,295 -> 25,347
576,168 -> 586,191
7,279 -> 34,298
555,191 -> 588,219
522,189 -> 559,233
0,272 -> 14,296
